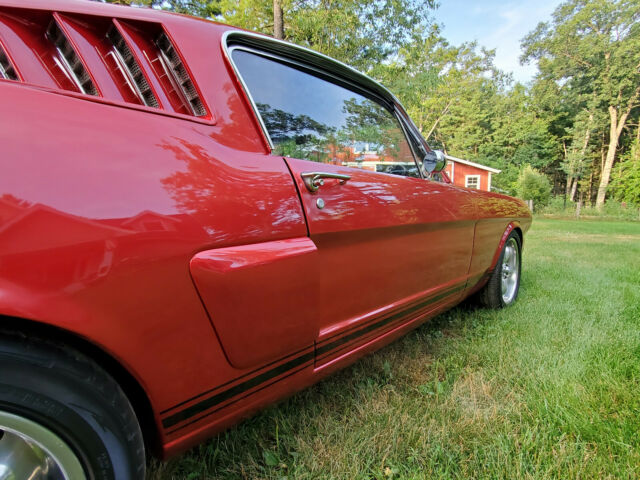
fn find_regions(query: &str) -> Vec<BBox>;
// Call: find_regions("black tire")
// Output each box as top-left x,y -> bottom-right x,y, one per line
0,332 -> 145,479
479,231 -> 522,309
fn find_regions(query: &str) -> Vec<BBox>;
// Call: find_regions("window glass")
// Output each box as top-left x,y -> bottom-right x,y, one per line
465,175 -> 480,189
232,48 -> 419,178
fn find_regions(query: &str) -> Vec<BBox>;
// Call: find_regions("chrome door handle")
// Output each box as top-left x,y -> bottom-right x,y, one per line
301,172 -> 351,193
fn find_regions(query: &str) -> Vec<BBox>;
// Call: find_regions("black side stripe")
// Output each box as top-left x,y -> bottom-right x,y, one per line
317,281 -> 467,348
160,344 -> 312,415
316,283 -> 465,358
162,281 -> 467,430
162,351 -> 314,428
316,287 -> 461,363
166,362 -> 312,435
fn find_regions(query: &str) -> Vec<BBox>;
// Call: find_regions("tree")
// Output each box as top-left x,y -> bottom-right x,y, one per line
378,28 -> 502,152
480,83 -> 559,193
203,0 -> 436,71
273,0 -> 284,39
102,0 -> 436,70
562,107 -> 596,201
522,0 -> 640,208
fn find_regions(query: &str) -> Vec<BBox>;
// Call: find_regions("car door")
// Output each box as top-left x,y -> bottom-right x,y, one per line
230,45 -> 476,366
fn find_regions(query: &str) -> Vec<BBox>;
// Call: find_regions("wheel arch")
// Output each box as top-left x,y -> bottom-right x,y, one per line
488,221 -> 523,272
0,314 -> 162,459
512,225 -> 523,247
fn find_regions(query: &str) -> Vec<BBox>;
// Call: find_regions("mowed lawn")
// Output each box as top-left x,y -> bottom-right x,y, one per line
150,219 -> 640,479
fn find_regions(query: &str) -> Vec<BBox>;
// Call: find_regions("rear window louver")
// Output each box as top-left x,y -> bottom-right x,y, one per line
0,8 -> 209,120
0,44 -> 18,81
46,19 -> 97,96
156,32 -> 206,117
107,25 -> 159,108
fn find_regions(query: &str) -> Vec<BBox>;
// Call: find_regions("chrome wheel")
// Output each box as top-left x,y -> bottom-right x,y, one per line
500,237 -> 519,304
0,410 -> 86,480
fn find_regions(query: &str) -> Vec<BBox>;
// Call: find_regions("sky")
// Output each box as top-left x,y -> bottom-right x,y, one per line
434,0 -> 564,83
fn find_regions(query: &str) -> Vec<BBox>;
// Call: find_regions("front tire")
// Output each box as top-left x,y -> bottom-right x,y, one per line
0,333 -> 145,479
479,231 -> 522,308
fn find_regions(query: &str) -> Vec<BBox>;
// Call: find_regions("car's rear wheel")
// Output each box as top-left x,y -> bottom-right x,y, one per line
0,333 -> 146,480
0,410 -> 86,479
479,231 -> 522,308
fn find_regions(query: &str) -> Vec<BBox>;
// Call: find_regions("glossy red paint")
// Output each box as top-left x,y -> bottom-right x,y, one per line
285,158 -> 476,362
0,0 -> 532,461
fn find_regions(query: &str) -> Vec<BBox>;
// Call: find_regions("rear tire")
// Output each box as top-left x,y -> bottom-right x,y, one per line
479,231 -> 522,309
0,332 -> 145,479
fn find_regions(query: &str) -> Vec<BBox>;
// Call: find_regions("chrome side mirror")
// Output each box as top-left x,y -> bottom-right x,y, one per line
422,149 -> 447,175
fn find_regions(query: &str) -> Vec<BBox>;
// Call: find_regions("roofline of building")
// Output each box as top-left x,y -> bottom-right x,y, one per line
444,154 -> 501,174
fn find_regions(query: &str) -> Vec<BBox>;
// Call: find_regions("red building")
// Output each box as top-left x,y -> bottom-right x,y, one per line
443,155 -> 501,191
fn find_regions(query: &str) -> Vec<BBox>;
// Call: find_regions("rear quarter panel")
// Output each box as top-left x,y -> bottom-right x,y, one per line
467,190 -> 532,284
0,73 -> 306,450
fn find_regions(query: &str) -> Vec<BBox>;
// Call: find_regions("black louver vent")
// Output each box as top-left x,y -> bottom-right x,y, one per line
46,20 -> 97,95
107,25 -> 159,108
156,32 -> 206,116
0,44 -> 18,81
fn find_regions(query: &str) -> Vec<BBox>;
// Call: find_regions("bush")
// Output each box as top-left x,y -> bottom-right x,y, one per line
540,195 -> 575,214
539,196 -> 640,221
582,200 -> 640,221
515,165 -> 551,210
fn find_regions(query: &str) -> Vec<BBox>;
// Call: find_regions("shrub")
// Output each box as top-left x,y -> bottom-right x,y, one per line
515,165 -> 551,210
539,196 -> 640,221
540,195 -> 575,215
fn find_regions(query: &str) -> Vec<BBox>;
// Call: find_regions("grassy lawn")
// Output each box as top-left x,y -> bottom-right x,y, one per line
150,219 -> 640,479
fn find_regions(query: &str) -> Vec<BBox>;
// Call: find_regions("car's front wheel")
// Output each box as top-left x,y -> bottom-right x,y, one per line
0,332 -> 146,479
479,231 -> 522,308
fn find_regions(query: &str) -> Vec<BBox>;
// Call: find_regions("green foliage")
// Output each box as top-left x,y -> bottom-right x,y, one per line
522,0 -> 640,110
375,29 -> 562,195
100,0 -> 640,206
515,165 -> 551,208
541,196 -> 640,221
611,159 -> 640,206
611,135 -> 640,206
540,195 -> 576,215
522,0 -> 640,206
103,0 -> 221,16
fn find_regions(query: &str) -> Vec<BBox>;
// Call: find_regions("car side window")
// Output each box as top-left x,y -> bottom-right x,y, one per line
231,48 -> 420,178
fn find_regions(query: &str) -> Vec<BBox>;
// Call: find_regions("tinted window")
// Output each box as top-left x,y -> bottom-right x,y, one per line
232,49 -> 419,178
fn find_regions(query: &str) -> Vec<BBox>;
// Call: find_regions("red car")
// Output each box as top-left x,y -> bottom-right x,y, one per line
0,1 -> 531,478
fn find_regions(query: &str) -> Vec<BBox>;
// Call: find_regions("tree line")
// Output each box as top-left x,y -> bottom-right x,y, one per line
104,0 -> 640,209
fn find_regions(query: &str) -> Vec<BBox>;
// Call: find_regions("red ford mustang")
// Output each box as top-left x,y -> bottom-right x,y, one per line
0,1 -> 531,477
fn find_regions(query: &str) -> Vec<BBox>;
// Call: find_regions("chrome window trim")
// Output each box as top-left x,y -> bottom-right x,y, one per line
221,30 -> 424,178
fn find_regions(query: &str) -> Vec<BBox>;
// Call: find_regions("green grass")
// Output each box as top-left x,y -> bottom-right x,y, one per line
149,219 -> 640,479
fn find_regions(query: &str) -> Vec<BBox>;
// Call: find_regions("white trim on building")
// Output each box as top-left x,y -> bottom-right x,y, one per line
444,154 -> 501,174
